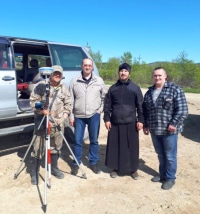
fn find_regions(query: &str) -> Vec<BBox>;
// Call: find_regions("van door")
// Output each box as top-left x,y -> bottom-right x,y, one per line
0,37 -> 17,119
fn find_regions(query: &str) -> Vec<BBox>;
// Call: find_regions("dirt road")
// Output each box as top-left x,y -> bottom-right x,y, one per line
0,90 -> 200,214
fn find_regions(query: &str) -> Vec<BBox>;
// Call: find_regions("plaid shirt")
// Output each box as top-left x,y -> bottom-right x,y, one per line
143,81 -> 188,135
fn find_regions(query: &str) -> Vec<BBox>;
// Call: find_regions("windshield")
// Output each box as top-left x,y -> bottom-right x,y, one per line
49,44 -> 88,71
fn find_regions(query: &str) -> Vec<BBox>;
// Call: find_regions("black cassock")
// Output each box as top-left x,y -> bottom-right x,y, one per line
105,122 -> 139,173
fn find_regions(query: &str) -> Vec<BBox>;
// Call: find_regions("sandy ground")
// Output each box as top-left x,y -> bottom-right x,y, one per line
0,89 -> 200,214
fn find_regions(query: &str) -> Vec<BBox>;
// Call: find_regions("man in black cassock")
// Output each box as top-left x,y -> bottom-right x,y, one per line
103,63 -> 144,179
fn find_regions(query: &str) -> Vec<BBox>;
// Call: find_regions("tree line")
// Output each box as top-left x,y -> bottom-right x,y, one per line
89,50 -> 200,92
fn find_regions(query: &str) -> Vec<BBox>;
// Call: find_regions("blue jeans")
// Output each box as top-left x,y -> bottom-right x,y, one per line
151,134 -> 178,181
73,113 -> 100,166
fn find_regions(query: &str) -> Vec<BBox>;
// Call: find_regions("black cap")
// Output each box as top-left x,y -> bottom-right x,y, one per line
119,63 -> 131,73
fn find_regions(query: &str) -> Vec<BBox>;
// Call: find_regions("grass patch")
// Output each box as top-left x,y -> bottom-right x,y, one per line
183,88 -> 200,93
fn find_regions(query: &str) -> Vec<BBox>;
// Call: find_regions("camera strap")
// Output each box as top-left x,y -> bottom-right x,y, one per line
49,88 -> 59,111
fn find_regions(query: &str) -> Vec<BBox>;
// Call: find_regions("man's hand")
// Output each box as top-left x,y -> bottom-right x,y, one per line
42,109 -> 50,115
69,119 -> 75,127
137,122 -> 143,131
168,125 -> 176,132
105,121 -> 111,131
143,127 -> 149,135
63,113 -> 68,120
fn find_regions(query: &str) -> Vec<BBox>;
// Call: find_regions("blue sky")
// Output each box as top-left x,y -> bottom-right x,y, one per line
1,0 -> 200,63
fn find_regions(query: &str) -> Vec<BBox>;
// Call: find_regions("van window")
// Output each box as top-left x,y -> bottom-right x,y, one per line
15,53 -> 23,71
49,44 -> 87,70
0,43 -> 10,69
28,54 -> 50,68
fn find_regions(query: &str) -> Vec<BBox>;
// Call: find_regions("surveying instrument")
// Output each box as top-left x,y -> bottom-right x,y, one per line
14,67 -> 87,212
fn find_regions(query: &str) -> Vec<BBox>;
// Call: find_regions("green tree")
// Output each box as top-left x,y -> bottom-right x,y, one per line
172,51 -> 197,87
120,52 -> 132,64
100,57 -> 120,81
131,62 -> 152,86
175,51 -> 190,64
89,49 -> 103,69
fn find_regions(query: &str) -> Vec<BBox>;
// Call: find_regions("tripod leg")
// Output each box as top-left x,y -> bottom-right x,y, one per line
62,133 -> 87,178
51,115 -> 87,179
14,115 -> 46,179
14,134 -> 37,179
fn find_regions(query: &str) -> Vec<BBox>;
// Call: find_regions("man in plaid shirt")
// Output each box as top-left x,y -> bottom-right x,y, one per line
143,67 -> 188,190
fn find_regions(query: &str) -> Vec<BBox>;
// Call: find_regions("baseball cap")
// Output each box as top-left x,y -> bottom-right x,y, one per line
52,65 -> 63,75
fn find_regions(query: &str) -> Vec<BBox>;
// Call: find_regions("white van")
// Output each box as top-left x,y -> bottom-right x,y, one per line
0,36 -> 99,138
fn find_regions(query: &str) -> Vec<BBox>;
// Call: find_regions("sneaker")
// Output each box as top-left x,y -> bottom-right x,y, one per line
161,180 -> 175,190
110,170 -> 118,178
90,164 -> 101,174
71,165 -> 79,175
151,176 -> 165,182
131,171 -> 139,180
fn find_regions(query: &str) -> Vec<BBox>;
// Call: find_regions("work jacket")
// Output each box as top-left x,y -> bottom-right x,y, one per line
30,80 -> 71,127
69,73 -> 107,119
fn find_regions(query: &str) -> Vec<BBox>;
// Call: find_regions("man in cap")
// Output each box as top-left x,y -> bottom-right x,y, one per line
103,62 -> 144,179
30,65 -> 71,185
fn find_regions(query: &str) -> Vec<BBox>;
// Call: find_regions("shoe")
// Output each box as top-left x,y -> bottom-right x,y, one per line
131,171 -> 139,180
151,176 -> 165,182
110,170 -> 118,178
71,165 -> 79,175
161,180 -> 175,190
90,164 -> 101,174
51,154 -> 64,179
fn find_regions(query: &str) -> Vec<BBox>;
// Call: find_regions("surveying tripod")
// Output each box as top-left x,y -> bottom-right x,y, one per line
14,67 -> 87,212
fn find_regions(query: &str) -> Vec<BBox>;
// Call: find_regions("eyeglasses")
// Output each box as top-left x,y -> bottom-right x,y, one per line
83,64 -> 93,68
